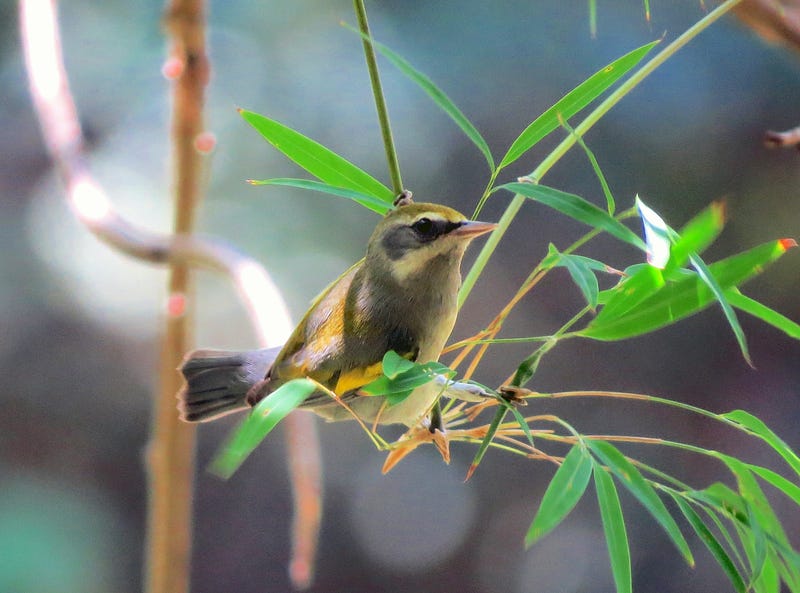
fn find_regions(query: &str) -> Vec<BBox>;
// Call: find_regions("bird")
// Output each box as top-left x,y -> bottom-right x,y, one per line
177,193 -> 496,428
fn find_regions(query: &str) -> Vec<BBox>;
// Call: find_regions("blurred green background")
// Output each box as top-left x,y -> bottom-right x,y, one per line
2,1 -> 799,592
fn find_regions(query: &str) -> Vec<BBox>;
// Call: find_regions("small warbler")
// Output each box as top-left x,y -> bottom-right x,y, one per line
178,194 -> 496,427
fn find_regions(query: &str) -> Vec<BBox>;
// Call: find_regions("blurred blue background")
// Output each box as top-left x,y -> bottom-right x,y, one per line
2,1 -> 799,592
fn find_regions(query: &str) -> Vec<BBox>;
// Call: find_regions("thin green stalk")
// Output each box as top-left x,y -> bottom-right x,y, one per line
459,0 -> 745,306
353,0 -> 403,195
532,389 -> 757,437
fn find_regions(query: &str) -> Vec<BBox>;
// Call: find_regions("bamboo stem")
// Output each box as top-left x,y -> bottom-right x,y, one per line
353,0 -> 404,194
146,2 -> 209,592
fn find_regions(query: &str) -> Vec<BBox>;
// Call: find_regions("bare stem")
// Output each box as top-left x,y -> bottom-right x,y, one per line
353,0 -> 404,194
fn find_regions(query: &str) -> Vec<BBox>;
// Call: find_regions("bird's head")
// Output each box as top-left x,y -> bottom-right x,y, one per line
366,198 -> 496,285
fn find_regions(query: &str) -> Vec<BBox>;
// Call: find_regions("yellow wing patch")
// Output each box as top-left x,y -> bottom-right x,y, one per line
333,361 -> 384,395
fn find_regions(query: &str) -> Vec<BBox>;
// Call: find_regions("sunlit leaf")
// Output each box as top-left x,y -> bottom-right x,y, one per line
672,495 -> 747,593
248,178 -> 391,215
587,440 -> 694,566
636,197 -> 671,268
498,182 -> 644,249
581,240 -> 794,341
594,464 -> 632,593
210,378 -> 317,479
499,41 -> 658,168
722,409 -> 800,478
526,444 -> 593,546
240,109 -> 394,202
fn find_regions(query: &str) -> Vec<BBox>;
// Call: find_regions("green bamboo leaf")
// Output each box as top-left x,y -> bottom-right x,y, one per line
755,556 -> 781,593
748,465 -> 800,507
722,456 -> 791,546
665,201 -> 726,274
498,182 -> 644,249
240,109 -> 394,202
587,440 -> 694,566
581,240 -> 794,341
672,495 -> 747,593
466,406 -> 507,481
566,119 -> 616,214
689,252 -> 751,365
210,378 -> 317,479
347,27 -> 494,170
727,288 -> 800,340
381,350 -> 416,379
594,464 -> 632,593
589,264 -> 666,320
720,455 -> 791,587
526,444 -> 594,546
721,409 -> 800,478
248,178 -> 391,215
499,41 -> 659,168
544,245 -> 601,309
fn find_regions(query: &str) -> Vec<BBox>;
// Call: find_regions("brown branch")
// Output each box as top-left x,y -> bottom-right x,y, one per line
764,125 -> 800,149
734,0 -> 800,53
20,0 -> 322,589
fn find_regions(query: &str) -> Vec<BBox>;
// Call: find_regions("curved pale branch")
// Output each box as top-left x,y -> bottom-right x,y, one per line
20,0 -> 320,590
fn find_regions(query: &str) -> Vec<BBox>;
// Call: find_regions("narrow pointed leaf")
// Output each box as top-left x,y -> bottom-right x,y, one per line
210,378 -> 316,479
665,201 -> 726,275
720,455 -> 789,586
587,440 -> 694,566
721,409 -> 800,478
499,41 -> 659,168
689,252 -> 751,364
594,464 -> 632,593
568,121 -> 616,214
727,289 -> 800,340
748,464 -> 800,507
249,178 -> 391,214
466,406 -> 507,481
498,182 -> 644,249
501,396 -> 536,449
673,495 -> 747,593
582,240 -> 794,341
349,28 -> 494,170
240,109 -> 394,202
544,245 -> 601,308
526,444 -> 594,546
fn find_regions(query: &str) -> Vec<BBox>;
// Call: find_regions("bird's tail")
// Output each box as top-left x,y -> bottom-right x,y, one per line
177,347 -> 281,422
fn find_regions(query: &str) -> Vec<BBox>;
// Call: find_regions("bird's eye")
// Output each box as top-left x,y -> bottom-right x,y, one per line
411,217 -> 436,239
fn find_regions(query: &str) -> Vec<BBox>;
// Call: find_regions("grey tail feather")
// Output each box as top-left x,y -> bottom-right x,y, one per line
177,347 -> 282,422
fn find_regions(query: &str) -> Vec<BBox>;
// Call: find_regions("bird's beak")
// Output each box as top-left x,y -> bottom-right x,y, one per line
451,220 -> 498,239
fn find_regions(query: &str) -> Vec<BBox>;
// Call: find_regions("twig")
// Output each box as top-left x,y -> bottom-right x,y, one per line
764,125 -> 800,149
20,0 -> 322,589
734,0 -> 800,54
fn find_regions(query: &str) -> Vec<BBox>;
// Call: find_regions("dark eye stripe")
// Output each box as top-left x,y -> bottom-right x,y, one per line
380,218 -> 464,260
411,218 -> 462,242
